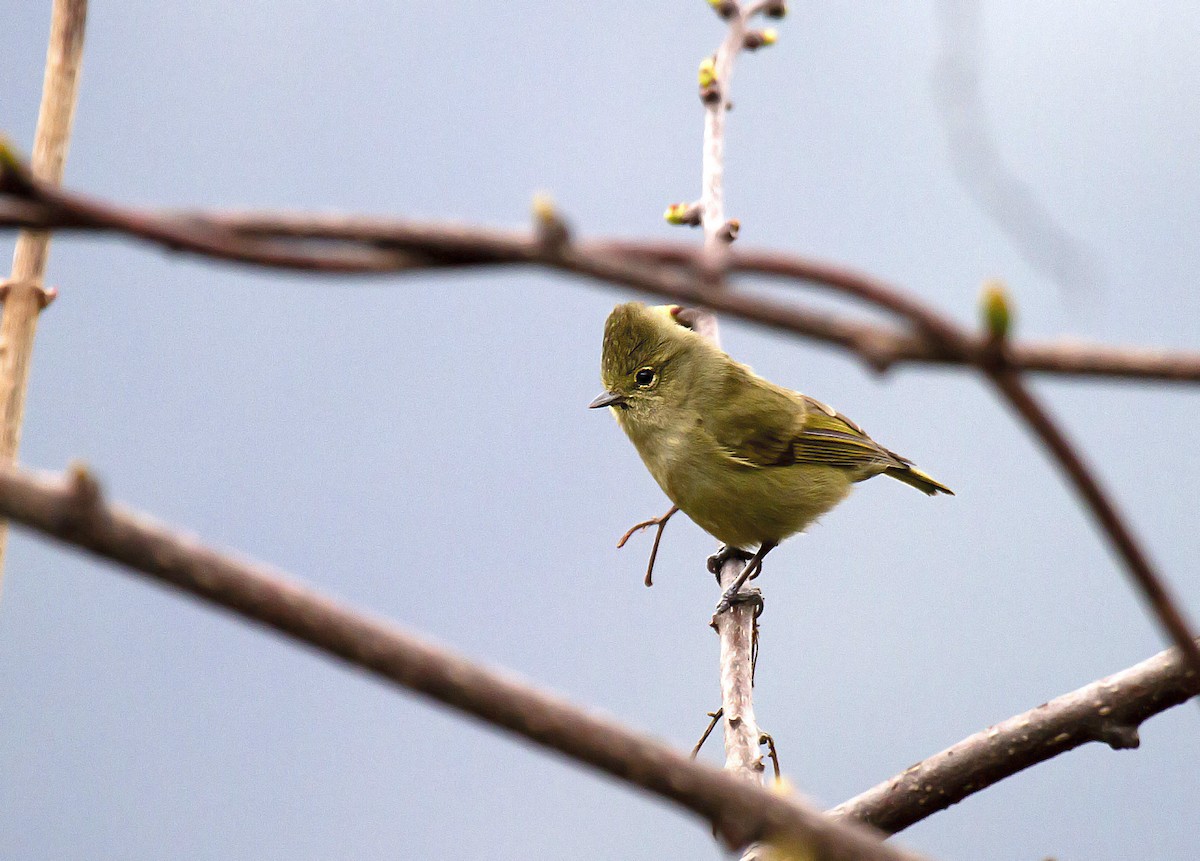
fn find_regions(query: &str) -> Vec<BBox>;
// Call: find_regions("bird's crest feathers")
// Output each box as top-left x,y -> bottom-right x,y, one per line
600,303 -> 707,389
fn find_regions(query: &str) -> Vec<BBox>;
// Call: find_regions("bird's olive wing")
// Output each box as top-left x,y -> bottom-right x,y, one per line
789,396 -> 905,471
702,383 -> 903,472
697,368 -> 807,468
700,364 -> 902,472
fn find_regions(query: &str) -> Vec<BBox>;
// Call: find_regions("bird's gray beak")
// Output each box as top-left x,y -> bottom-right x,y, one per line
588,390 -> 627,410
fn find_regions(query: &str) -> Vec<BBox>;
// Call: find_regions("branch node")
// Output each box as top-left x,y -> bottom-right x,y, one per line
854,332 -> 898,374
531,192 -> 571,253
980,279 -> 1013,342
706,0 -> 740,20
743,29 -> 778,51
698,55 -> 722,104
67,460 -> 101,505
1092,718 -> 1141,751
717,219 -> 740,244
664,202 -> 703,227
57,460 -> 104,536
0,280 -> 59,310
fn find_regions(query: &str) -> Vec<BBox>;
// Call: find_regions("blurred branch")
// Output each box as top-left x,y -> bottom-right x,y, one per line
932,0 -> 1100,297
3,195 -> 1200,383
831,637 -> 1200,834
0,0 -> 87,594
0,461 -> 928,861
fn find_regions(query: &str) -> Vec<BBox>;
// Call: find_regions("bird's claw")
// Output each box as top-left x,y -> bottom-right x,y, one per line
706,545 -> 754,578
712,586 -> 763,620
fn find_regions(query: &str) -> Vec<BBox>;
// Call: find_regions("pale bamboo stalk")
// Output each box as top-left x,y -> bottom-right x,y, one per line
0,0 -> 88,593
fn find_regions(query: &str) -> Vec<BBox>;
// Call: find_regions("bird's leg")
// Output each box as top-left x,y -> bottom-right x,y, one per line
616,504 -> 679,587
713,541 -> 777,616
706,544 -> 754,581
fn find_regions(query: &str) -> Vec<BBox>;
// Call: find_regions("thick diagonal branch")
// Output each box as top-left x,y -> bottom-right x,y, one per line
0,461 -> 927,861
831,637 -> 1200,834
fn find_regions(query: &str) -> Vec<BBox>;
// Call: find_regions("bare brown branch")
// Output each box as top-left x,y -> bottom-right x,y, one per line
2,196 -> 1198,383
831,638 -> 1200,834
0,461 -> 927,861
0,0 -> 88,592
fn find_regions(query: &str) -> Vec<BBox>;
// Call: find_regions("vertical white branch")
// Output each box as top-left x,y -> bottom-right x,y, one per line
701,16 -> 749,247
694,1 -> 782,792
714,578 -> 763,779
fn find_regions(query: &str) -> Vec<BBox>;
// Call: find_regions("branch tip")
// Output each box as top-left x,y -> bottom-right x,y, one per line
980,279 -> 1013,342
763,0 -> 788,18
66,460 -> 101,506
706,0 -> 740,19
717,219 -> 741,243
531,192 -> 570,251
743,29 -> 778,51
60,460 -> 103,535
664,202 -> 703,227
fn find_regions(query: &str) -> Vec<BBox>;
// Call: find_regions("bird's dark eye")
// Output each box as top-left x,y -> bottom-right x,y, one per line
634,367 -> 655,387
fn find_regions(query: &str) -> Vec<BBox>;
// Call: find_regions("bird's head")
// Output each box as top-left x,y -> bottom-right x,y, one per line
589,302 -> 710,424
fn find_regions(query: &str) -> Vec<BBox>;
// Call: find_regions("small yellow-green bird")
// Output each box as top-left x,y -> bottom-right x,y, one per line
590,302 -> 952,613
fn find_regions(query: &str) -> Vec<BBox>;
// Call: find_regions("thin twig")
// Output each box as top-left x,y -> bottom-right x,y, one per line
830,637 -> 1200,834
692,708 -> 725,759
0,0 -> 88,594
0,461 -> 927,861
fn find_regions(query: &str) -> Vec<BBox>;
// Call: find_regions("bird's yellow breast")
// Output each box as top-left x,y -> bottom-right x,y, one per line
618,410 -> 852,549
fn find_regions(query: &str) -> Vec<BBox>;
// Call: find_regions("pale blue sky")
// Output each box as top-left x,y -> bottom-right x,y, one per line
2,3 -> 1198,859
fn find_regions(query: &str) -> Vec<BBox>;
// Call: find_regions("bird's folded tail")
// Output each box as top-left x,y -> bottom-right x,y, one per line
885,464 -> 954,496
